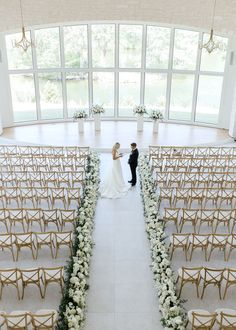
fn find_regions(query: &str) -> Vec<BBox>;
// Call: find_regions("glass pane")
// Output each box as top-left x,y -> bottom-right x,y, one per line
200,35 -> 228,72
119,25 -> 143,68
35,28 -> 60,68
10,74 -> 37,122
64,25 -> 88,68
92,24 -> 115,68
173,29 -> 199,70
195,75 -> 223,124
38,73 -> 63,119
169,74 -> 195,121
146,26 -> 170,69
93,72 -> 114,116
6,32 -> 33,70
119,72 -> 141,117
145,73 -> 167,112
66,72 -> 89,118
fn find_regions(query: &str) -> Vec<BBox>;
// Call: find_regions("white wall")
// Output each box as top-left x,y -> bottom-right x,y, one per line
0,34 -> 13,131
0,0 -> 236,34
227,35 -> 236,137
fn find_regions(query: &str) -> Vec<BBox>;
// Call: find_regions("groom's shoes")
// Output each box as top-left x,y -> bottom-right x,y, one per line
131,183 -> 136,186
128,180 -> 132,183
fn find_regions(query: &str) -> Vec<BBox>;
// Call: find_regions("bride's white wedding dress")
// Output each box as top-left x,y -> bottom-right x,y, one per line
101,151 -> 129,199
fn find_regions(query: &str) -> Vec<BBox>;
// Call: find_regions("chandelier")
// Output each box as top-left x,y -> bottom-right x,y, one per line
199,0 -> 220,54
13,0 -> 33,52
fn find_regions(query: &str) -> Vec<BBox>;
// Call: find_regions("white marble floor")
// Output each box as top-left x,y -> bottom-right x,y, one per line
84,153 -> 161,330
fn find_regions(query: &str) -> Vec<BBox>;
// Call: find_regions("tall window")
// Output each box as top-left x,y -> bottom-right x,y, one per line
91,24 -> 115,68
64,25 -> 88,68
5,23 -> 228,125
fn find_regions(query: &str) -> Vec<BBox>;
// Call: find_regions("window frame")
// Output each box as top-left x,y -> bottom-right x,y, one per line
4,21 -> 228,126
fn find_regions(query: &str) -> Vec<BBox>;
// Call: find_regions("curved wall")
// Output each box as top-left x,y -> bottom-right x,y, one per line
0,0 -> 236,34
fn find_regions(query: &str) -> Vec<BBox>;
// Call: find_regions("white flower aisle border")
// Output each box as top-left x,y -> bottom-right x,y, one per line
57,153 -> 100,330
139,155 -> 187,330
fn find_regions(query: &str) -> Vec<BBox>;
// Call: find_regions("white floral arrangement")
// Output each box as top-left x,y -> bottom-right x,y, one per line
139,155 -> 187,330
73,110 -> 88,120
133,105 -> 147,115
90,104 -> 105,114
149,110 -> 164,120
58,153 -> 100,330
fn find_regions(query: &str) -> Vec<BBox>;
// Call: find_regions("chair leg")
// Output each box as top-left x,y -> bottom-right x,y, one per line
201,284 -> 206,299
219,284 -> 222,300
223,285 -> 228,300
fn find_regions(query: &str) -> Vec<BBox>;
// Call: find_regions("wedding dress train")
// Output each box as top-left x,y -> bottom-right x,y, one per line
100,151 -> 129,199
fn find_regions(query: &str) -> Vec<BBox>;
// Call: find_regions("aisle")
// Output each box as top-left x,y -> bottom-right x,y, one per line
84,153 -> 161,330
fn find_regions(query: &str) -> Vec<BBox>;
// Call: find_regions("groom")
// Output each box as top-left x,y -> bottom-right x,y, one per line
128,142 -> 139,186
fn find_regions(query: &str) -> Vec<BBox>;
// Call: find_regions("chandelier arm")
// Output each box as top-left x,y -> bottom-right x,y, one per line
20,0 -> 24,26
211,0 -> 217,30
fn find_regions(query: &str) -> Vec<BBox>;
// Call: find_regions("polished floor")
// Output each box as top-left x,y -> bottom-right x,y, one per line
84,154 -> 160,330
2,121 -> 231,150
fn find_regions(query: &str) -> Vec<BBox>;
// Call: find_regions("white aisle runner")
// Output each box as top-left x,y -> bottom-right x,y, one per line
84,153 -> 161,330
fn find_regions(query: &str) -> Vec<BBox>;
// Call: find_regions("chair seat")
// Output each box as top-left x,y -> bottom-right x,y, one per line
188,309 -> 212,326
189,235 -> 208,245
223,269 -> 236,281
201,269 -> 223,281
209,235 -> 227,244
178,268 -> 200,279
0,237 -> 12,246
215,308 -> 236,326
8,311 -> 31,327
33,309 -> 58,325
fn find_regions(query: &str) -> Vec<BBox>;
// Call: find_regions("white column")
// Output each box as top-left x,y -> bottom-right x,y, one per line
0,33 -> 13,133
220,34 -> 236,135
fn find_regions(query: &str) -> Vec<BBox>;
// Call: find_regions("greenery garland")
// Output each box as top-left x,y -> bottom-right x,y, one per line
57,153 -> 100,330
139,154 -> 187,330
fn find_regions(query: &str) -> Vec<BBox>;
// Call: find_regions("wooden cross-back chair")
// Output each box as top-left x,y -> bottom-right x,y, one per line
31,309 -> 58,330
187,309 -> 216,330
177,266 -> 202,298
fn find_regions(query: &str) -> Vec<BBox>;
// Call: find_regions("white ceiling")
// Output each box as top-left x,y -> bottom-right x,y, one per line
0,0 -> 235,34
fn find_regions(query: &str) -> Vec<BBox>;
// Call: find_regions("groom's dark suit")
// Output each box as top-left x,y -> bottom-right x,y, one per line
128,148 -> 139,185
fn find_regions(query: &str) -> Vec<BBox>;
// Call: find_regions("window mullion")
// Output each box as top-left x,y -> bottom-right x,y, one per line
31,29 -> 41,121
166,28 -> 175,120
140,25 -> 146,106
60,26 -> 67,119
88,24 -> 93,116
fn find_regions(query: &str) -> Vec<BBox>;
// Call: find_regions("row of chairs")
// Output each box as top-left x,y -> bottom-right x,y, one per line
159,187 -> 235,208
177,267 -> 236,300
0,208 -> 77,232
0,157 -> 87,173
0,186 -> 81,209
0,231 -> 73,261
170,233 -> 236,261
0,145 -> 89,157
162,208 -> 235,233
0,266 -> 64,300
1,171 -> 85,188
0,309 -> 57,330
152,157 -> 236,173
187,308 -> 236,330
155,172 -> 236,188
149,145 -> 236,158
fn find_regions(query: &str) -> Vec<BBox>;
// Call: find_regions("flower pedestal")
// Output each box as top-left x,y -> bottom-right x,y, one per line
94,113 -> 101,131
137,114 -> 144,132
78,118 -> 84,133
153,120 -> 160,134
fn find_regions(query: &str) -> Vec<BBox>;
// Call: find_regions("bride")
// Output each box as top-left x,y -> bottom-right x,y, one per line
101,142 -> 129,199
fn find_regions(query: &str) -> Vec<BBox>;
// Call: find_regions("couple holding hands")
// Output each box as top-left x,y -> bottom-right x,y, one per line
101,142 -> 139,199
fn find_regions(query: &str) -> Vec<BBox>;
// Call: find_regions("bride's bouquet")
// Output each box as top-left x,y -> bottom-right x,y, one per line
133,105 -> 147,115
